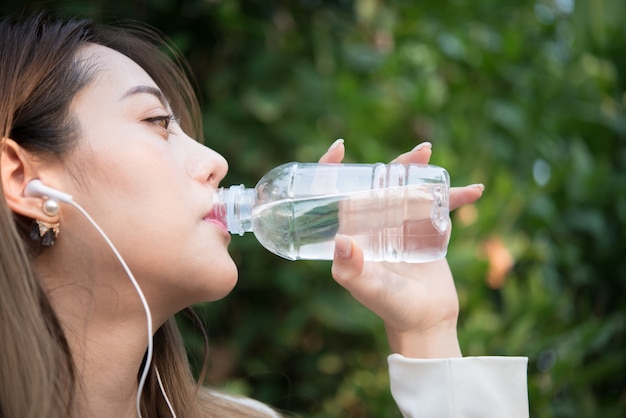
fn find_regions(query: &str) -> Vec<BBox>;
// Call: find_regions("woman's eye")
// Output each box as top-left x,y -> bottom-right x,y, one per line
145,114 -> 174,132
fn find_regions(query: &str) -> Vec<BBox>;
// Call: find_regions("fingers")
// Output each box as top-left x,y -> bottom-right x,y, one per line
391,142 -> 432,164
389,142 -> 483,211
319,139 -> 433,164
317,140 -> 483,212
450,184 -> 485,211
318,138 -> 345,163
331,234 -> 365,285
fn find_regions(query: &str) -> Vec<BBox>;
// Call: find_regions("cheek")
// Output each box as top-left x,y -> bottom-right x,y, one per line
66,145 -> 189,252
88,138 -> 183,199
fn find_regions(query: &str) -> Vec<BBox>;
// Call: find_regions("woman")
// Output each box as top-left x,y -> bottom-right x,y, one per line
0,14 -> 528,418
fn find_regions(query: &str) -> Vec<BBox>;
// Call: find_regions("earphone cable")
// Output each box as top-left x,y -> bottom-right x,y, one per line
156,366 -> 178,418
70,201 -> 176,418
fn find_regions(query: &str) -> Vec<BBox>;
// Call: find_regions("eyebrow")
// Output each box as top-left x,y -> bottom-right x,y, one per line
120,85 -> 168,107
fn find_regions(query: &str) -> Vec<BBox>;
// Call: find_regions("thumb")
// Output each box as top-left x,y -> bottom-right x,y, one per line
331,234 -> 365,286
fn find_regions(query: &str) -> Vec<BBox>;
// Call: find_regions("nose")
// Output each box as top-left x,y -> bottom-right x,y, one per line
186,138 -> 228,187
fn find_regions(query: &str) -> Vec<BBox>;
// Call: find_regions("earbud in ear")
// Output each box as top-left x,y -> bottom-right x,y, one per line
25,180 -> 73,203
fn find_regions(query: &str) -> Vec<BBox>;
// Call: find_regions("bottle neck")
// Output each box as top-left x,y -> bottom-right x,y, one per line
215,185 -> 257,236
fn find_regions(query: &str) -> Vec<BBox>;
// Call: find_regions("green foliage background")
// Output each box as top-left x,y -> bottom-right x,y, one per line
3,0 -> 624,416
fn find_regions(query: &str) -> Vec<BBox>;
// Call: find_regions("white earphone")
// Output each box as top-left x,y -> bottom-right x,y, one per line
24,179 -> 73,203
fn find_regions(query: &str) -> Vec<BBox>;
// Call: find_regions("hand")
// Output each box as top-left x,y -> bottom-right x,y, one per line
318,140 -> 484,358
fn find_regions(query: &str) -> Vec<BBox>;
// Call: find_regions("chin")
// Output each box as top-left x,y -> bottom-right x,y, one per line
191,260 -> 239,303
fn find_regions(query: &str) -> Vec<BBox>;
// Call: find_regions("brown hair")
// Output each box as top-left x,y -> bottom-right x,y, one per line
0,13 -> 274,418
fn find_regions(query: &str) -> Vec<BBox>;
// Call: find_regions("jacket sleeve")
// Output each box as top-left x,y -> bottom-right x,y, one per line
388,354 -> 529,418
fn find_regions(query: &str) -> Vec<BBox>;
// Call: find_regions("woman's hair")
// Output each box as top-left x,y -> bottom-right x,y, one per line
0,13 -> 272,418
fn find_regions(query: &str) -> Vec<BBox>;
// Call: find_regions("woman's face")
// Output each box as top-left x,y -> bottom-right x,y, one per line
59,44 -> 236,309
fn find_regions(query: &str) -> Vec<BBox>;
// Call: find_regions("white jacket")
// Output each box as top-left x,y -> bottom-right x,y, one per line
388,354 -> 529,417
224,355 -> 529,417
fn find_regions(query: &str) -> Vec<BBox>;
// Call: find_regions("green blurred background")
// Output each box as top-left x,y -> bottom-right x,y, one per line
3,0 -> 624,416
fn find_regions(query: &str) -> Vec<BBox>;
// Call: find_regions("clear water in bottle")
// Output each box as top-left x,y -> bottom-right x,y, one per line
249,185 -> 449,263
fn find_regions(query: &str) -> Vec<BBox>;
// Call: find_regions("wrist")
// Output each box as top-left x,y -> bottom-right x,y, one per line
385,321 -> 462,359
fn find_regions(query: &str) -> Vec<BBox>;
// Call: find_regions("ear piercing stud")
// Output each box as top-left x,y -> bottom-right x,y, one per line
43,198 -> 60,216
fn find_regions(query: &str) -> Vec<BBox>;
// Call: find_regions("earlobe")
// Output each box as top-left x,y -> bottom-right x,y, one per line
1,138 -> 58,222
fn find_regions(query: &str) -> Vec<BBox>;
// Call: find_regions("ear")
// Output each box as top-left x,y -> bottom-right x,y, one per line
1,138 -> 59,222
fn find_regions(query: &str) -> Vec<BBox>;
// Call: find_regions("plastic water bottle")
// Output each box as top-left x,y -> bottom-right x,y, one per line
212,162 -> 450,263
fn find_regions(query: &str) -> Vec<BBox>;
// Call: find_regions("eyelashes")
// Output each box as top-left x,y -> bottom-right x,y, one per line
145,114 -> 176,133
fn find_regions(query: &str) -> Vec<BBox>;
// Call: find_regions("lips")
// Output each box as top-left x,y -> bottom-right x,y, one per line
203,205 -> 229,234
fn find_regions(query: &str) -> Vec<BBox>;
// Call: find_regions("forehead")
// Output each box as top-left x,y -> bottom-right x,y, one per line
77,43 -> 157,89
68,43 -> 170,134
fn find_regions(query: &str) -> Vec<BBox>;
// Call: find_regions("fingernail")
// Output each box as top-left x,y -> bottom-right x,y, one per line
335,234 -> 353,259
328,138 -> 344,152
472,183 -> 485,191
412,141 -> 432,152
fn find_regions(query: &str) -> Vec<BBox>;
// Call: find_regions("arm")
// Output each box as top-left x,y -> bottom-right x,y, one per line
319,141 -> 529,416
